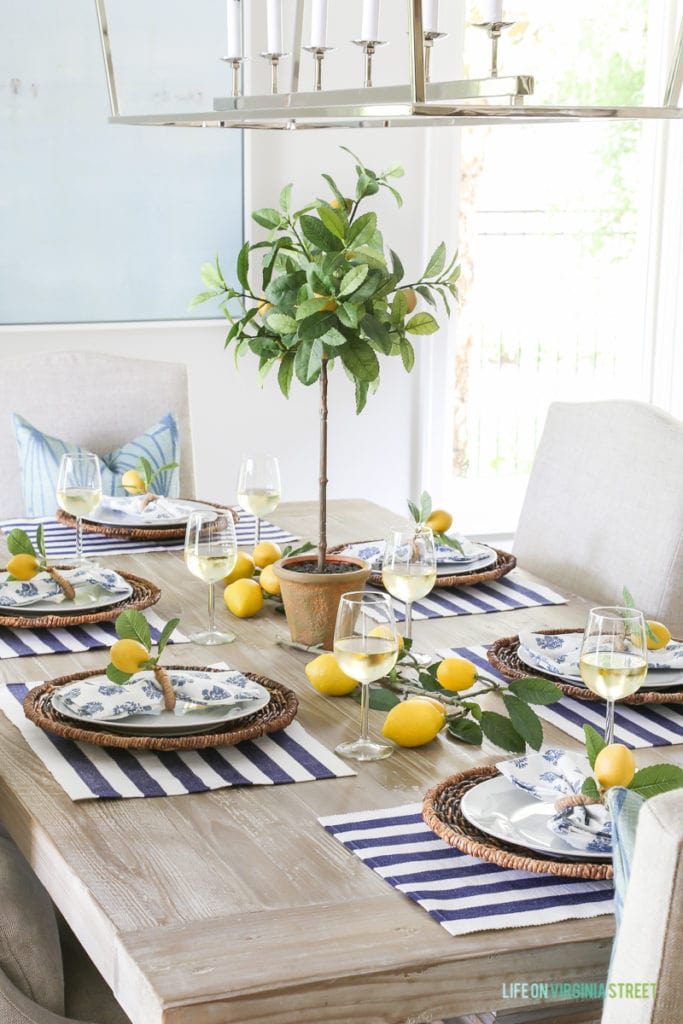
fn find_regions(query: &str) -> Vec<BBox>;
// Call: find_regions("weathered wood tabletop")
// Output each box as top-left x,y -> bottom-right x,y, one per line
0,500 -> 676,1024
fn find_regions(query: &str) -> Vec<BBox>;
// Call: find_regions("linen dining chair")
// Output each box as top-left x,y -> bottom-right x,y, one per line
0,350 -> 196,518
601,786 -> 683,1023
513,400 -> 683,637
0,826 -> 130,1024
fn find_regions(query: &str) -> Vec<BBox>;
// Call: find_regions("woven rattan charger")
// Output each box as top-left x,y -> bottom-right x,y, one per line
0,569 -> 159,630
423,765 -> 613,880
330,543 -> 516,588
56,500 -> 239,543
24,666 -> 298,752
488,628 -> 683,706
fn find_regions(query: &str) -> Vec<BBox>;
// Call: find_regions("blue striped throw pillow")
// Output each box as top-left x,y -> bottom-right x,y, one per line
12,412 -> 180,517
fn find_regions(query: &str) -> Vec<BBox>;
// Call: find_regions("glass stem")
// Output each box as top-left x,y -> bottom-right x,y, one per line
76,516 -> 83,563
605,700 -> 615,745
255,515 -> 261,545
359,682 -> 370,743
207,582 -> 216,634
404,601 -> 413,640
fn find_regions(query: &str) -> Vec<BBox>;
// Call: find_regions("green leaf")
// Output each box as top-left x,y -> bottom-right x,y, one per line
137,456 -> 154,489
353,687 -> 401,711
299,215 -> 343,252
382,182 -> 403,208
480,711 -> 526,753
582,777 -> 601,800
321,173 -> 347,210
252,207 -> 282,229
279,183 -> 293,213
415,284 -> 437,308
354,378 -> 369,414
360,314 -> 391,353
339,264 -> 369,298
502,694 -> 543,751
277,351 -> 295,398
114,609 -> 151,651
189,290 -> 219,310
407,500 -> 421,524
347,269 -> 384,303
419,490 -> 432,522
447,718 -> 483,746
507,677 -> 563,706
337,302 -> 360,330
583,724 -> 606,770
356,172 -> 380,200
629,764 -> 683,799
320,326 -> 347,349
295,297 -> 329,320
298,310 -> 340,342
406,312 -> 439,335
6,528 -> 36,558
200,262 -> 223,290
265,312 -> 298,334
424,241 -> 446,278
350,245 -> 387,269
391,289 -> 408,326
317,206 -> 346,241
622,586 -> 635,609
462,700 -> 482,721
105,664 -> 132,684
348,212 -> 377,248
156,617 -> 180,658
36,524 -> 47,561
389,249 -> 404,281
383,161 -> 405,179
400,338 -> 415,372
236,242 -> 250,292
294,338 -> 324,385
340,339 -> 380,384
266,270 -> 306,307
257,357 -> 277,385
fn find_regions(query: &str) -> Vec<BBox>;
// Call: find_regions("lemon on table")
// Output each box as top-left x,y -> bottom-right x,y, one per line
425,509 -> 453,534
382,698 -> 445,747
436,657 -> 477,692
6,553 -> 40,580
259,564 -> 281,596
369,625 -> 404,653
253,541 -> 281,569
305,653 -> 357,696
594,743 -> 636,789
223,551 -> 255,584
121,469 -> 146,495
224,578 -> 264,618
110,638 -> 150,675
646,620 -> 671,650
409,695 -> 447,715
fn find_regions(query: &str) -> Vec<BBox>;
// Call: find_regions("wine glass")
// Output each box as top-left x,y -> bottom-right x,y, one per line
236,454 -> 281,545
333,591 -> 399,762
579,606 -> 648,745
381,526 -> 437,662
56,452 -> 102,566
184,510 -> 238,645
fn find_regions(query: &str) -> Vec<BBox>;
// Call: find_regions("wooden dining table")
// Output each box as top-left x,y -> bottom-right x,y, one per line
0,499 -> 678,1024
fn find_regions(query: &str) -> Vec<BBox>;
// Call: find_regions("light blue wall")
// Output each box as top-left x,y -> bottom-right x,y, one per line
1,0 -> 242,324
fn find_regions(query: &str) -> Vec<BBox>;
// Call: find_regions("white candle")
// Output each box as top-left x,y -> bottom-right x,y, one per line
226,0 -> 242,58
482,0 -> 503,22
361,0 -> 380,42
267,0 -> 283,53
422,0 -> 438,34
310,0 -> 328,48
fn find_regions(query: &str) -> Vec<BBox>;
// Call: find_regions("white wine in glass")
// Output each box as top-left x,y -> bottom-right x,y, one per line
236,454 -> 281,544
579,606 -> 648,745
184,510 -> 238,645
56,452 -> 102,566
382,527 -> 436,661
334,591 -> 399,762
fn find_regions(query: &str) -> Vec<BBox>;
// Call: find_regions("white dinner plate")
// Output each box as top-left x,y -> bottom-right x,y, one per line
517,644 -> 683,691
85,499 -> 215,530
0,581 -> 134,618
435,544 -> 498,576
460,774 -> 612,862
52,680 -> 271,736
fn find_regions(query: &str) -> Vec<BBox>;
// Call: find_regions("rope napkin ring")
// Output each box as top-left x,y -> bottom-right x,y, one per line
140,492 -> 160,510
554,793 -> 603,811
153,665 -> 175,711
44,566 -> 76,601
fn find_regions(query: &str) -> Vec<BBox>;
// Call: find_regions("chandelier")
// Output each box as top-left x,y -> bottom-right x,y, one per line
95,0 -> 683,129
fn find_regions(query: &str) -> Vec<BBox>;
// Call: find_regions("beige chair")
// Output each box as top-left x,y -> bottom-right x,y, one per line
513,400 -> 683,637
601,787 -> 683,1023
0,350 -> 195,518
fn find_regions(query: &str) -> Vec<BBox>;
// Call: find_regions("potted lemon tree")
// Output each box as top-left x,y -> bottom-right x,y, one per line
192,148 -> 459,647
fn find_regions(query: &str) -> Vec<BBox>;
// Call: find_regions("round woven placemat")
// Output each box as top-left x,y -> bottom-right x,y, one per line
422,765 -> 613,880
23,665 -> 298,751
56,499 -> 238,542
488,628 -> 683,705
329,543 -> 516,588
0,569 -> 159,630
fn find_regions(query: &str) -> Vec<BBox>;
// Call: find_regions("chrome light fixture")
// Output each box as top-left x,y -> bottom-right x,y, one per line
95,0 -> 683,129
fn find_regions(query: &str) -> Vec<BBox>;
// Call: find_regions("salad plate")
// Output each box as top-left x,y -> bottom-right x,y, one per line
0,581 -> 134,618
85,498 -> 215,529
517,642 -> 683,691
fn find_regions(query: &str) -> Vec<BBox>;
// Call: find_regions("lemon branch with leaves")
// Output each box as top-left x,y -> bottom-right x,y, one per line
107,609 -> 180,711
408,490 -> 464,555
4,526 -> 76,599
121,456 -> 179,506
579,724 -> 683,803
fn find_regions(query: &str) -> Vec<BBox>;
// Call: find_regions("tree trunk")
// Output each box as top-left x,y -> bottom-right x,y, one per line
318,357 -> 328,573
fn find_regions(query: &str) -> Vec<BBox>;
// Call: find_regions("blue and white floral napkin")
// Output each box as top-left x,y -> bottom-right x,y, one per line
519,630 -> 683,675
340,537 -> 490,569
55,668 -> 265,721
98,495 -> 191,521
0,567 -> 130,607
498,749 -> 612,855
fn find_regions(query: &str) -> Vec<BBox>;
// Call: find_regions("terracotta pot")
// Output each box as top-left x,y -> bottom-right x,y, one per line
273,555 -> 371,650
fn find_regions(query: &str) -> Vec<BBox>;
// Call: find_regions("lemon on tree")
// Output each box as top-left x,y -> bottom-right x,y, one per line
594,743 -> 636,789
224,578 -> 264,617
436,657 -> 477,692
223,551 -> 255,584
382,697 -> 445,747
253,541 -> 281,569
6,552 -> 40,580
305,653 -> 357,696
259,564 -> 281,596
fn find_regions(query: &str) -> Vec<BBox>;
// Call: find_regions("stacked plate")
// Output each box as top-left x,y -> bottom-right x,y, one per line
85,498 -> 215,530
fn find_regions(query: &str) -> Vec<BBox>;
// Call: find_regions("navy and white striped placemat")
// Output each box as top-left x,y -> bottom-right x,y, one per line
1,513 -> 299,558
0,609 -> 189,660
0,679 -> 355,800
443,644 -> 683,749
320,804 -> 613,936
371,572 -> 566,621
